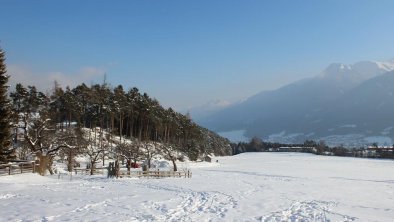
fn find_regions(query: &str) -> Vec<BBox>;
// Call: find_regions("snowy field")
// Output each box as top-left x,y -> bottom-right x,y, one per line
1,153 -> 393,222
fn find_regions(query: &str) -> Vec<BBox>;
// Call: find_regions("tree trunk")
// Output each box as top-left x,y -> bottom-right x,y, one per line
48,156 -> 54,175
102,152 -> 105,167
90,161 -> 95,175
126,117 -> 129,140
37,154 -> 51,176
145,120 -> 149,140
119,113 -> 123,143
171,159 -> 177,172
67,149 -> 73,172
130,117 -> 134,139
126,159 -> 131,175
138,126 -> 142,141
68,112 -> 72,128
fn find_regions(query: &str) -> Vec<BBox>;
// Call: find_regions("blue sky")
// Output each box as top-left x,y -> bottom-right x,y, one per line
1,0 -> 394,110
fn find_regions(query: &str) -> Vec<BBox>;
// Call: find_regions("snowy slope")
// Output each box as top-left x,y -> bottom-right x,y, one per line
1,153 -> 393,221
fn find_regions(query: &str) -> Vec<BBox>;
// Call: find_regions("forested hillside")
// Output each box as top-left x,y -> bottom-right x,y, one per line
0,47 -> 231,174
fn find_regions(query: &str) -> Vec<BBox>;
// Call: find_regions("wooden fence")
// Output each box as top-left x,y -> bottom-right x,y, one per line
0,164 -> 192,179
73,167 -> 106,175
73,167 -> 192,178
119,169 -> 192,178
0,162 -> 36,176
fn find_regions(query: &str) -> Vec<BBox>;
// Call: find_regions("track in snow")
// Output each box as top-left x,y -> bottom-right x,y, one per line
138,182 -> 238,221
260,200 -> 357,222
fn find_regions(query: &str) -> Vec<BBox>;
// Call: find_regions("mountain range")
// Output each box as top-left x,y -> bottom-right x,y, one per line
197,60 -> 394,147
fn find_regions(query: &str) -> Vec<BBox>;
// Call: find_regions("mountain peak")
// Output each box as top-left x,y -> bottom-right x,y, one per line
325,63 -> 352,72
374,60 -> 394,72
319,60 -> 394,83
320,63 -> 352,78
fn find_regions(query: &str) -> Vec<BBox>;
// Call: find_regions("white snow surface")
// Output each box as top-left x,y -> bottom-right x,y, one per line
1,153 -> 394,221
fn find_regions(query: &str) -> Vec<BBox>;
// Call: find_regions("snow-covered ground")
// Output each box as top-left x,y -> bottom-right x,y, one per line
1,153 -> 393,221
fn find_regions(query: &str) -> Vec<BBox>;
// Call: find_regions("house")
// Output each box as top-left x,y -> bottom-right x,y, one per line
366,146 -> 394,157
367,146 -> 394,152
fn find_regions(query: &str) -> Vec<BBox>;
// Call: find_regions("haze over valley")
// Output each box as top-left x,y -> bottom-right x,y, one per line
196,60 -> 394,147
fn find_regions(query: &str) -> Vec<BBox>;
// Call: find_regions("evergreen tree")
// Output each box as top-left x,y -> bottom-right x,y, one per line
0,47 -> 14,162
72,83 -> 90,126
113,85 -> 127,142
126,87 -> 139,138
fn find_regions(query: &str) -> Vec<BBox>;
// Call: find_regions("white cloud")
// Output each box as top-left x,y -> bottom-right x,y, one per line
7,64 -> 105,91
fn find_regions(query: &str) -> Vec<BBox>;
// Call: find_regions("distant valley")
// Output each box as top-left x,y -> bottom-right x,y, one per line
196,60 -> 394,147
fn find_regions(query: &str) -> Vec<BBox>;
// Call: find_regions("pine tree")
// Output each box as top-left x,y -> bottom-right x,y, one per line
72,83 -> 90,127
0,47 -> 14,162
113,85 -> 127,142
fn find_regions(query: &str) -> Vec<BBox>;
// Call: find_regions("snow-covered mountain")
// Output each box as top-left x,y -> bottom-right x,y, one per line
198,60 -> 394,147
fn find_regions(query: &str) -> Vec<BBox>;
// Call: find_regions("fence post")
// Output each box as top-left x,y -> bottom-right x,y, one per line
8,165 -> 11,175
32,162 -> 35,173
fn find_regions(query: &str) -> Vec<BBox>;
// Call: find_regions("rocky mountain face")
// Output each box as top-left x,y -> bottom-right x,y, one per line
198,60 -> 394,147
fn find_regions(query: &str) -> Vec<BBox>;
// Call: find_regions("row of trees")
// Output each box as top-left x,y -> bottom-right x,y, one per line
0,47 -> 232,175
232,137 -> 339,155
232,137 -> 394,159
232,137 -> 348,156
231,137 -> 313,154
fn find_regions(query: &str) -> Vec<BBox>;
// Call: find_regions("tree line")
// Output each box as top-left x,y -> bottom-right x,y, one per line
231,137 -> 314,154
232,137 -> 354,156
0,47 -> 231,175
233,137 -> 394,159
